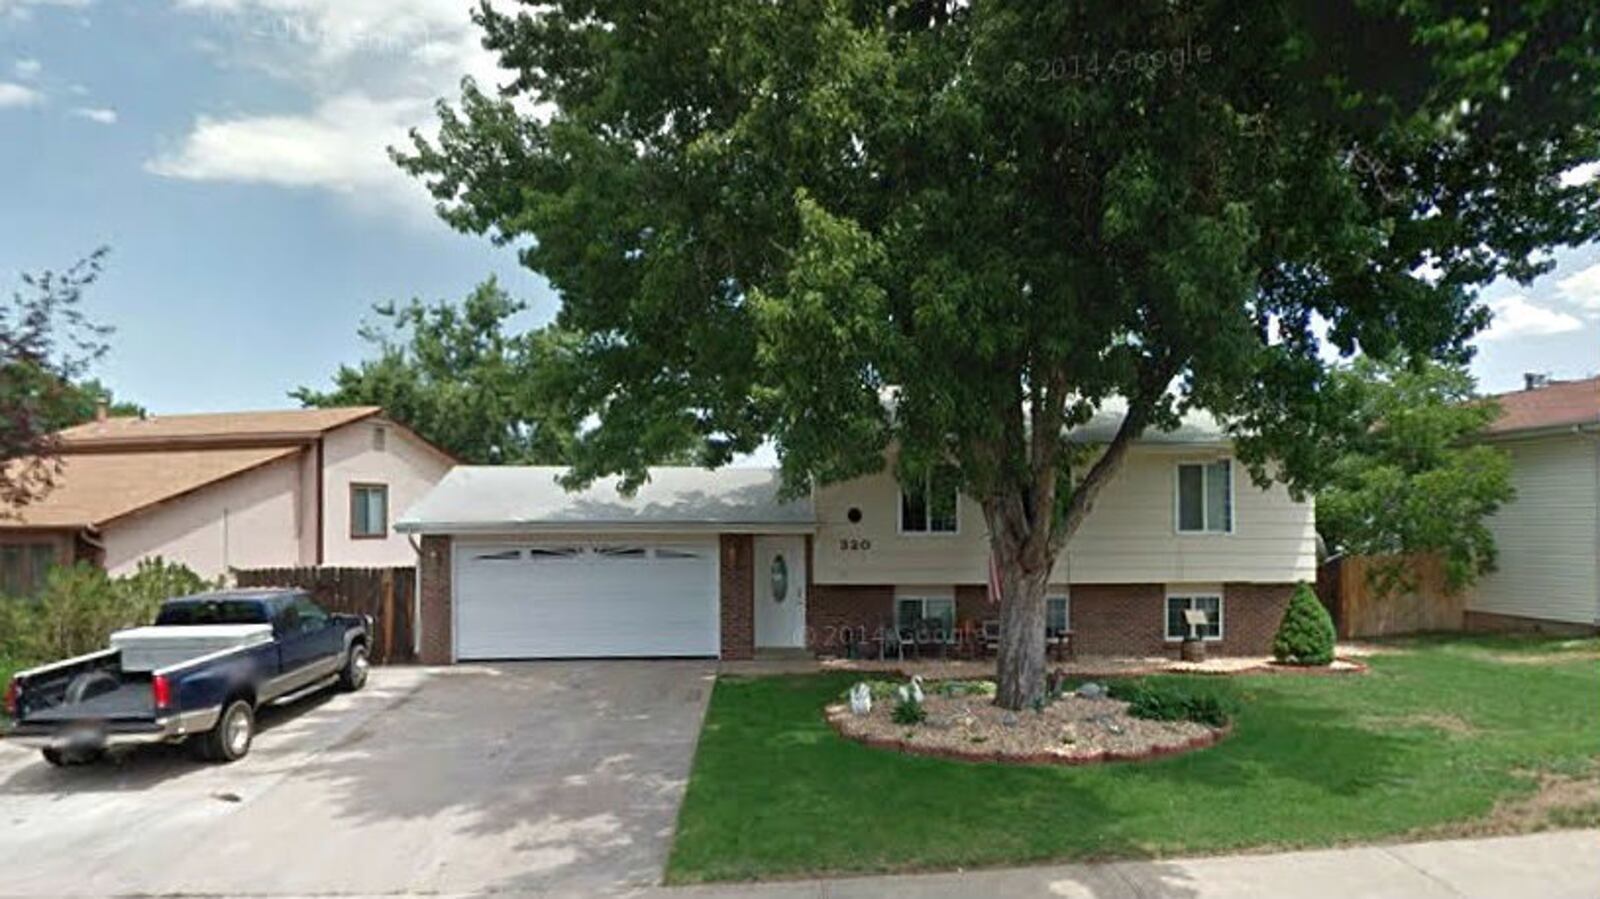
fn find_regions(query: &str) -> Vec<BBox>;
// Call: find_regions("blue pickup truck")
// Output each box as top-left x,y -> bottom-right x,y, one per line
2,588 -> 371,766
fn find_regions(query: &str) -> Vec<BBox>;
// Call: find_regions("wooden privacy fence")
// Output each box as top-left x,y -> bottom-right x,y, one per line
1316,553 -> 1464,639
232,566 -> 417,664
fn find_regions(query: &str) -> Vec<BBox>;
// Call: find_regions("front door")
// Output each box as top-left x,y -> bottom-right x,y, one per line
754,536 -> 807,648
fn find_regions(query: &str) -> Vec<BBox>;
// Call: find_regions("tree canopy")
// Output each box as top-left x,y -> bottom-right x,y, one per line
293,278 -> 579,465
1315,358 -> 1513,591
400,1 -> 1600,707
1,248 -> 114,510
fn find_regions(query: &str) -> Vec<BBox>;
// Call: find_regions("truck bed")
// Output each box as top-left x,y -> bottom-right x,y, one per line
25,682 -> 154,723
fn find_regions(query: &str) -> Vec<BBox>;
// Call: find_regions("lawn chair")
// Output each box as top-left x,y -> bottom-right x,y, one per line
880,621 -> 905,661
981,619 -> 1001,658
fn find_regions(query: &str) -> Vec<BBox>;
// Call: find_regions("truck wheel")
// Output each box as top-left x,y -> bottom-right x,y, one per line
41,747 -> 66,767
338,644 -> 369,692
198,700 -> 255,763
64,670 -> 120,705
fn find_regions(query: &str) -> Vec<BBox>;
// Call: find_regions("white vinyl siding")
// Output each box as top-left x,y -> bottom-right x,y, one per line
1465,434 -> 1600,626
813,446 -> 1316,586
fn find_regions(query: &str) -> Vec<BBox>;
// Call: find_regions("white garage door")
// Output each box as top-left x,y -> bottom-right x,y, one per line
454,540 -> 719,660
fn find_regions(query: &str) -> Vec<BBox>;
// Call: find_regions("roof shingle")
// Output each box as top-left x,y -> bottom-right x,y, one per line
0,447 -> 301,529
56,407 -> 381,450
1485,376 -> 1600,435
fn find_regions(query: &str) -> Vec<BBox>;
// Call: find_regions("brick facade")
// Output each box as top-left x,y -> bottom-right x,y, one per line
801,580 -> 1297,658
418,534 -> 453,664
1464,609 -> 1600,636
807,583 -> 896,653
719,534 -> 755,659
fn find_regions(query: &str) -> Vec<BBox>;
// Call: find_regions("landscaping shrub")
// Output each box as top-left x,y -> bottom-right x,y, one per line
936,679 -> 996,698
1272,581 -> 1337,666
891,696 -> 926,725
0,558 -> 219,666
1108,679 -> 1236,728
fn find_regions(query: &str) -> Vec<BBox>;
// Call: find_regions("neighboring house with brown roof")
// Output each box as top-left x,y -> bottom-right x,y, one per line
0,407 -> 454,594
1465,374 -> 1600,633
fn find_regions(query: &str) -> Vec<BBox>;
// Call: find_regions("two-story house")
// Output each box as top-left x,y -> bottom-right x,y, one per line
396,409 -> 1315,663
0,407 -> 454,591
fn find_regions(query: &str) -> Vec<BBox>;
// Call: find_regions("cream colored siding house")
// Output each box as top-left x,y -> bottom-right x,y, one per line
0,408 -> 454,589
399,408 -> 1317,663
1463,376 -> 1600,632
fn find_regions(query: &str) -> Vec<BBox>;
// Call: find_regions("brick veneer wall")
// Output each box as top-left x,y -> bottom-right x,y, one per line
720,534 -> 755,659
807,583 -> 896,652
804,581 -> 1298,658
418,534 -> 453,665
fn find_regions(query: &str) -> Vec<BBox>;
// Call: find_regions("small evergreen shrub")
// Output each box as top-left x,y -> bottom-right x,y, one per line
1272,582 -> 1337,666
1109,679 -> 1236,728
891,696 -> 926,725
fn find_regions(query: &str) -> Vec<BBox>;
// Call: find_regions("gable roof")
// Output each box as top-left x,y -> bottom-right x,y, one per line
1485,376 -> 1600,436
396,466 -> 815,535
56,407 -> 383,451
0,446 -> 301,529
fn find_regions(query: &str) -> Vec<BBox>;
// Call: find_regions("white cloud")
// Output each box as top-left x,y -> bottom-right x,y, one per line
152,0 -> 508,217
1555,262 -> 1600,315
0,81 -> 43,107
70,106 -> 116,124
149,93 -> 428,209
1479,294 -> 1584,342
14,58 -> 42,79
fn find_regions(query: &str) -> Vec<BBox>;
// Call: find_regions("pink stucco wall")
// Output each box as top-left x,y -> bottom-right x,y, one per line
98,417 -> 451,579
101,452 -> 306,579
320,419 -> 452,567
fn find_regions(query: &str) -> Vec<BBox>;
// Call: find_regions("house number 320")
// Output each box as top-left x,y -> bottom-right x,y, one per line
839,538 -> 872,552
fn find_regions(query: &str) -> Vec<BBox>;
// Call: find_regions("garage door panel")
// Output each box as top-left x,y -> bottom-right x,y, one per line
455,541 -> 718,659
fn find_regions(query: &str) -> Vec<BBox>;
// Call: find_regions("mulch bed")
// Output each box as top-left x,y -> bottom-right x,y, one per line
826,692 -> 1231,766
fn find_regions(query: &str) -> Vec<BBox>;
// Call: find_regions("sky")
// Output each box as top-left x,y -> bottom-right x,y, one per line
0,0 -> 1595,427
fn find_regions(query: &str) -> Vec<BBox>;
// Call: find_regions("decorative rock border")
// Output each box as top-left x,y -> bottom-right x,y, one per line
824,705 -> 1234,767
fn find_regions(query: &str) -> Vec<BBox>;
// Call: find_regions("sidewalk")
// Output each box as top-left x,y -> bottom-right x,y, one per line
654,829 -> 1599,899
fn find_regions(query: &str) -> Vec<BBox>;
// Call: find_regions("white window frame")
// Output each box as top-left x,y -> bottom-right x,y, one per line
898,472 -> 960,535
1046,593 -> 1070,637
895,590 -> 956,633
1164,589 -> 1225,642
1174,458 -> 1235,535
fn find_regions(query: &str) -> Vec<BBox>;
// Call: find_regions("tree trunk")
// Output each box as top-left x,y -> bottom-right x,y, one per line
992,538 -> 1053,710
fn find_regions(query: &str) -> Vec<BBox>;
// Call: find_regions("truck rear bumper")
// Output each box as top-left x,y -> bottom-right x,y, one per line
3,707 -> 222,750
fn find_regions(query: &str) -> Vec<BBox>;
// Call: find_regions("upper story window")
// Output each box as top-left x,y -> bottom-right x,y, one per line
900,467 -> 959,534
350,483 -> 388,539
1176,459 -> 1233,534
372,426 -> 387,451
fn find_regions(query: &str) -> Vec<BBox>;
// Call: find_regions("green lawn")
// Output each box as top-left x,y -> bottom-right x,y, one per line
667,635 -> 1600,883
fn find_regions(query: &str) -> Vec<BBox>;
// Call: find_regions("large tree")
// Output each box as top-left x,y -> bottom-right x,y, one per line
1,249 -> 113,511
400,1 -> 1600,708
293,279 -> 579,464
1316,357 -> 1513,592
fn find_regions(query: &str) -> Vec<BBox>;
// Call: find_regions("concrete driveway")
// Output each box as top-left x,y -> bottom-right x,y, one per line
0,660 -> 715,898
